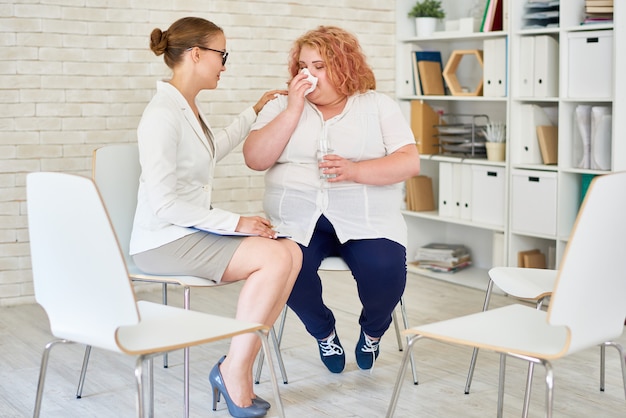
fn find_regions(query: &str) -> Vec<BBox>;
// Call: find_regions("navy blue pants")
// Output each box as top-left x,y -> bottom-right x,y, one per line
287,215 -> 407,340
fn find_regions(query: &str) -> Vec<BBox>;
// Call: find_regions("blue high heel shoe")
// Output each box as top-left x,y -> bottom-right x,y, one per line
214,355 -> 271,410
208,360 -> 267,418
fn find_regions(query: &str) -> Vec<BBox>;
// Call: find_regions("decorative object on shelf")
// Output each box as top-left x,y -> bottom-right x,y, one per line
442,17 -> 479,34
407,0 -> 446,37
483,121 -> 506,161
436,114 -> 488,158
442,49 -> 484,96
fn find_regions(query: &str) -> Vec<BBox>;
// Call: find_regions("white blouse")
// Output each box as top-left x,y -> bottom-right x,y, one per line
250,91 -> 416,247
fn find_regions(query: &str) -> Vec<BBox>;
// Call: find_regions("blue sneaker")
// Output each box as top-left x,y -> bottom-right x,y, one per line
355,331 -> 380,370
317,330 -> 345,373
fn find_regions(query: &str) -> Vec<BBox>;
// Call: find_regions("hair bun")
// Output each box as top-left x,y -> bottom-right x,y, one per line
149,28 -> 167,56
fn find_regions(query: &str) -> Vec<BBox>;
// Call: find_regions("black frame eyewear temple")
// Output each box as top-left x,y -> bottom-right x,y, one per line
187,46 -> 228,66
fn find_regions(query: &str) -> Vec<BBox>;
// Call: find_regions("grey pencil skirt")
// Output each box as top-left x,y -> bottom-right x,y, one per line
132,231 -> 245,283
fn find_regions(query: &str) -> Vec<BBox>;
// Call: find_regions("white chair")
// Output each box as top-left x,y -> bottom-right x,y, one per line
26,172 -> 284,418
465,265 -> 615,418
387,171 -> 626,418
80,143 -> 286,417
255,256 -> 418,384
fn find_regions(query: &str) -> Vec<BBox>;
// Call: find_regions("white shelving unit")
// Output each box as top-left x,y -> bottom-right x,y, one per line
396,0 -> 624,292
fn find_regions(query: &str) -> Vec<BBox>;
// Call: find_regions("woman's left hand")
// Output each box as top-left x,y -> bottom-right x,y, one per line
320,153 -> 357,183
253,89 -> 288,114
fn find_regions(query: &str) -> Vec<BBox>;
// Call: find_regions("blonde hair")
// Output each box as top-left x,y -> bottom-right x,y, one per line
288,26 -> 376,96
150,17 -> 223,69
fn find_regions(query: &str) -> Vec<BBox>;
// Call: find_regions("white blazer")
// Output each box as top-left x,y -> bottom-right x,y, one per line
130,81 -> 256,255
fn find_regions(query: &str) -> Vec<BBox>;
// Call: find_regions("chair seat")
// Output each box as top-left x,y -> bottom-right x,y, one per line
116,301 -> 266,355
408,304 -> 569,360
127,263 -> 220,287
490,267 -> 556,301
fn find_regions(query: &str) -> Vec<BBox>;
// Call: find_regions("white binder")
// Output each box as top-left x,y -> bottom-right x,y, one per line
483,37 -> 507,97
519,104 -> 557,164
533,35 -> 559,98
518,36 -> 535,97
438,162 -> 454,218
459,164 -> 472,221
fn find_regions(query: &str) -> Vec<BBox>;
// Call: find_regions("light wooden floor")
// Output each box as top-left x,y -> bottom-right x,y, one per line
1,270 -> 625,418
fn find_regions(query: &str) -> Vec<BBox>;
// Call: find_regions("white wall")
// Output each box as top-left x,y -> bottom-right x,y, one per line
0,0 -> 396,305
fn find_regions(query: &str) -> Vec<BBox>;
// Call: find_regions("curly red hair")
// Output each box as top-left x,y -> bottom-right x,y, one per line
288,26 -> 376,96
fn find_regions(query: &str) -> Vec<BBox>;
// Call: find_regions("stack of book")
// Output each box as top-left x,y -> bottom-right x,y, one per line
583,0 -> 613,25
413,243 -> 472,273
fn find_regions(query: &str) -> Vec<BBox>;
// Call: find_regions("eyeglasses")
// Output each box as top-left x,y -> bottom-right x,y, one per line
187,46 -> 228,66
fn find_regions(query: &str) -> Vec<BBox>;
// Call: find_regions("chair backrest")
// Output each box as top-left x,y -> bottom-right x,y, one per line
27,172 -> 139,352
92,143 -> 140,267
548,171 -> 626,355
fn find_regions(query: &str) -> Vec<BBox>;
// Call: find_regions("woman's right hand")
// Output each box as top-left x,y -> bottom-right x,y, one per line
236,216 -> 278,239
286,71 -> 312,112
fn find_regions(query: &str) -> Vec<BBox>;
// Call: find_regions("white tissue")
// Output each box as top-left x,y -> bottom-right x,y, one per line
301,68 -> 318,96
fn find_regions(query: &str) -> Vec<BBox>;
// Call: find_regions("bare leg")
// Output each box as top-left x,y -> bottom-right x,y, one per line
218,237 -> 301,407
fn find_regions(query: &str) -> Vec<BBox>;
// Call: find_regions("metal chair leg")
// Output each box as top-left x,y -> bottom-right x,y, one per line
183,287 -> 190,418
385,334 -> 422,418
75,345 -> 92,398
392,309 -> 402,350
134,356 -> 145,418
497,354 -> 506,418
465,279 -> 494,394
602,341 -> 626,399
255,307 -> 289,384
162,283 -> 168,369
34,339 -> 71,418
256,330 -> 285,418
600,343 -> 606,391
398,297 -> 418,385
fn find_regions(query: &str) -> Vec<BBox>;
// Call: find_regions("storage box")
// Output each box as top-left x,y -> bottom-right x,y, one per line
511,169 -> 557,236
568,30 -> 613,98
471,165 -> 505,227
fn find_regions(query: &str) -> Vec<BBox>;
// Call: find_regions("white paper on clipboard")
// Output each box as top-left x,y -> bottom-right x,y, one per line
197,227 -> 291,238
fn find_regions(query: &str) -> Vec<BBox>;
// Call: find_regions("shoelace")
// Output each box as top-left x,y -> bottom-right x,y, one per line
319,332 -> 344,357
361,333 -> 379,374
360,334 -> 379,354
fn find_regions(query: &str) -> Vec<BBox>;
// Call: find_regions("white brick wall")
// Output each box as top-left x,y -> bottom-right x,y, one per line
0,0 -> 396,306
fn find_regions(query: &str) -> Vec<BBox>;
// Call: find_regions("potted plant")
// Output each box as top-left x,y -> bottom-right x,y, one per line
482,121 -> 506,161
408,0 -> 446,37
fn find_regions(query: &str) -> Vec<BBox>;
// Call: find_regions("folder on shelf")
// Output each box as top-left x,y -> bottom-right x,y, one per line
518,36 -> 535,96
518,35 -> 558,98
418,60 -> 445,95
533,35 -> 559,97
524,251 -> 547,269
399,43 -> 417,96
405,175 -> 435,212
536,125 -> 558,165
519,104 -> 557,164
414,51 -> 446,95
410,100 -> 439,154
518,249 -> 541,268
483,37 -> 507,97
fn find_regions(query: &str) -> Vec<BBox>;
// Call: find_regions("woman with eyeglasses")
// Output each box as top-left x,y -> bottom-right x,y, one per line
129,17 -> 301,418
244,26 -> 420,375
